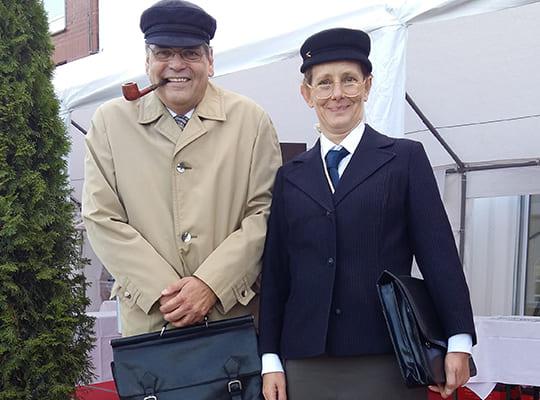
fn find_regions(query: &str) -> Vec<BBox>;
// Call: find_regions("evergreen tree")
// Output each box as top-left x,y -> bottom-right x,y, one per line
0,1 -> 95,398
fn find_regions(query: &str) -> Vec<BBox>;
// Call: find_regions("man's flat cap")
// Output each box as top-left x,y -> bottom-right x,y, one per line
140,0 -> 216,47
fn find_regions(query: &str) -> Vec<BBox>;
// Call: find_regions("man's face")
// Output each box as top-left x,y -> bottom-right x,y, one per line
145,44 -> 214,115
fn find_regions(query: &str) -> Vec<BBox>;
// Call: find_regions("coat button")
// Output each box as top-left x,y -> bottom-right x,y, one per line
335,308 -> 342,315
176,162 -> 186,173
124,291 -> 131,299
327,257 -> 335,266
181,232 -> 192,242
241,290 -> 248,297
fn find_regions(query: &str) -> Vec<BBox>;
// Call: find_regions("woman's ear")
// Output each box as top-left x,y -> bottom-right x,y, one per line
363,75 -> 373,102
300,84 -> 314,108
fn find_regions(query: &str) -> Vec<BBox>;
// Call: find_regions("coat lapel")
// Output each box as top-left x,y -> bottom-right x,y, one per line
138,92 -> 179,144
137,83 -> 226,155
286,141 -> 335,211
333,126 -> 396,204
174,82 -> 226,153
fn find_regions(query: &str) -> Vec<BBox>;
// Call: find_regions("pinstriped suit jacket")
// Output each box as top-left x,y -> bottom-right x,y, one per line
259,125 -> 476,360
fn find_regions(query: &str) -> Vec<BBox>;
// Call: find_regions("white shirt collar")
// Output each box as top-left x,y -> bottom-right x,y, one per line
319,121 -> 365,158
167,108 -> 194,118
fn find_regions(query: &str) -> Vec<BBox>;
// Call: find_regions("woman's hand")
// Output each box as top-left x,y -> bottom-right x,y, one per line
429,352 -> 472,398
262,372 -> 287,400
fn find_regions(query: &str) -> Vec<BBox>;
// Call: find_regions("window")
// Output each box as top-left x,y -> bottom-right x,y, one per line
465,194 -> 540,316
43,0 -> 66,34
524,194 -> 540,316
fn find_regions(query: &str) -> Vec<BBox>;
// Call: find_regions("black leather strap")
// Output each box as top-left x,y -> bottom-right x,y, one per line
141,372 -> 157,399
224,357 -> 243,400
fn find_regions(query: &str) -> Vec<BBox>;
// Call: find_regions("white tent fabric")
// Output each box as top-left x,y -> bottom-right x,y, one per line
55,0 -> 539,138
55,0 -> 540,320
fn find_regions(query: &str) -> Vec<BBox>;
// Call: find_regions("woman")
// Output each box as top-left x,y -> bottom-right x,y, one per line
258,27 -> 476,400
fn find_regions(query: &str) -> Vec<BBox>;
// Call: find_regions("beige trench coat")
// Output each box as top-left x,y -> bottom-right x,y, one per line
82,82 -> 282,336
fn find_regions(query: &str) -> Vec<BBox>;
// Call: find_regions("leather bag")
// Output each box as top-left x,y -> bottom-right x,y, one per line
376,270 -> 476,387
110,315 -> 263,400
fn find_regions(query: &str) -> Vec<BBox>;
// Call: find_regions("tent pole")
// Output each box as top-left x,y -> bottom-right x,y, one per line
459,173 -> 467,261
405,92 -> 467,261
405,93 -> 465,171
71,120 -> 88,135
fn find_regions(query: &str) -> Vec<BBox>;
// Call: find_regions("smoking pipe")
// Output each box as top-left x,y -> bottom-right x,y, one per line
122,79 -> 168,101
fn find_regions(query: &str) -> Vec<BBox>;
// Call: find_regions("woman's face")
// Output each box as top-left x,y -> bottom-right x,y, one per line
301,60 -> 372,143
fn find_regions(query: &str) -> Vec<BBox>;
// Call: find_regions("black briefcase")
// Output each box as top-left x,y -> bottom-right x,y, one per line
376,270 -> 476,387
110,315 -> 263,400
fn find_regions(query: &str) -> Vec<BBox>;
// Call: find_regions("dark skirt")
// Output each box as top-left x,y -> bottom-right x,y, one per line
284,353 -> 428,400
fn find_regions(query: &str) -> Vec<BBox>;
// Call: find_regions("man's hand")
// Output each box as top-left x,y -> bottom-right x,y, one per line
159,276 -> 217,328
262,372 -> 287,400
429,352 -> 472,399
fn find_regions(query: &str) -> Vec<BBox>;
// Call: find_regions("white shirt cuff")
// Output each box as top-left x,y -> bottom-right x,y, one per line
447,333 -> 473,354
261,353 -> 284,375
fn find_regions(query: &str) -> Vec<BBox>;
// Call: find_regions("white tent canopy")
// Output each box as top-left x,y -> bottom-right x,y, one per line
54,0 -> 540,316
55,0 -> 540,170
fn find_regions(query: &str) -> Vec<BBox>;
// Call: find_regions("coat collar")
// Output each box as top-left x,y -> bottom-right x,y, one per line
286,125 -> 396,209
334,125 -> 396,204
136,81 -> 226,152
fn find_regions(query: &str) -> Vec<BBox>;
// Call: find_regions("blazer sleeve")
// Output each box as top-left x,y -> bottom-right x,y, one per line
258,167 -> 290,354
406,141 -> 477,344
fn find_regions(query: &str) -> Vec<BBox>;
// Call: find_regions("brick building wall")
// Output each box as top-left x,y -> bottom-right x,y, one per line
51,0 -> 99,65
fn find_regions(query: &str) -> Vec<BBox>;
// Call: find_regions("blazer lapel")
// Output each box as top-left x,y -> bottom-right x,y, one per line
286,141 -> 335,211
334,126 -> 396,204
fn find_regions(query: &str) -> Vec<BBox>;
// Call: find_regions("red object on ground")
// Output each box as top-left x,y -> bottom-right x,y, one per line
428,387 -> 503,400
428,385 -> 534,400
74,381 -> 119,400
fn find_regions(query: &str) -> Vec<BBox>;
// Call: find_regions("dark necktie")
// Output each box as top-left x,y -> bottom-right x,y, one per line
325,147 -> 349,189
174,114 -> 189,130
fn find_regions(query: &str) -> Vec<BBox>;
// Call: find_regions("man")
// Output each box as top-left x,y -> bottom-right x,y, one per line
82,0 -> 282,337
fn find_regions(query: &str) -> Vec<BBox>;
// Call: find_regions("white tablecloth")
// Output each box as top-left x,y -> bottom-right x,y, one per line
466,316 -> 540,399
87,301 -> 122,383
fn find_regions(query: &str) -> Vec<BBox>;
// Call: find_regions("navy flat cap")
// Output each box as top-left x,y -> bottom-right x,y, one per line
140,0 -> 216,47
300,28 -> 372,73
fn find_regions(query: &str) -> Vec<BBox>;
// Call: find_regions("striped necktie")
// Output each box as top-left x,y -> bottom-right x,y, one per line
174,114 -> 189,130
325,147 -> 349,188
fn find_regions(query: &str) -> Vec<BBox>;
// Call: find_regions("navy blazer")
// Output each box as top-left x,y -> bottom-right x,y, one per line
259,125 -> 476,360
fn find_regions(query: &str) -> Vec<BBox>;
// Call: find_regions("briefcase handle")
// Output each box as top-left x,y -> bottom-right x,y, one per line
160,315 -> 209,336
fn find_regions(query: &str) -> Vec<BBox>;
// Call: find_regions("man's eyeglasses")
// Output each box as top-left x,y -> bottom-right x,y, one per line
307,78 -> 367,100
148,45 -> 204,63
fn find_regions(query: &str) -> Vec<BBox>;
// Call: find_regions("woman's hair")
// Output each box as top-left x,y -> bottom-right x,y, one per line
302,62 -> 371,86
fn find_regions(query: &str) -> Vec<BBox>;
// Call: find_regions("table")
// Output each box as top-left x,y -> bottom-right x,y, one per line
465,316 -> 540,399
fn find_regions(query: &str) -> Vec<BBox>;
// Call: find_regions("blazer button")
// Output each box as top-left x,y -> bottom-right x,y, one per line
176,162 -> 186,173
335,308 -> 342,315
181,232 -> 192,242
327,257 -> 335,266
124,291 -> 131,299
241,290 -> 248,297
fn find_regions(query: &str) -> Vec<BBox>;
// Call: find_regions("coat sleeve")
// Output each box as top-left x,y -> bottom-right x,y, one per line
82,106 -> 180,315
193,111 -> 282,314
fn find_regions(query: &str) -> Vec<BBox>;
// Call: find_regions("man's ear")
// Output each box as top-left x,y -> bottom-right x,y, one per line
207,47 -> 215,77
